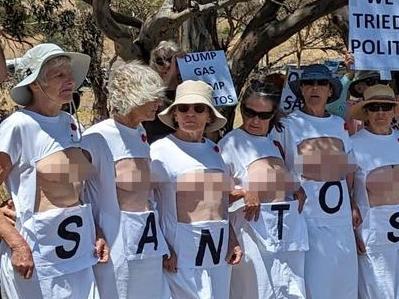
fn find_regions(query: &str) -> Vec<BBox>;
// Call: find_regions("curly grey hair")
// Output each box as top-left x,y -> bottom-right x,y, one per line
108,60 -> 166,116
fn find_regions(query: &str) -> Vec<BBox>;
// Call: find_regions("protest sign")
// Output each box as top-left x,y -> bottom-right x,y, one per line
280,67 -> 303,114
349,0 -> 399,76
177,51 -> 238,106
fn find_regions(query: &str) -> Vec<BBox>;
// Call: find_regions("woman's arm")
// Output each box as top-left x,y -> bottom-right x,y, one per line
0,153 -> 34,279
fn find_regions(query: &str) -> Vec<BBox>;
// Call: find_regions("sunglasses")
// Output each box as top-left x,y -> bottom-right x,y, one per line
242,106 -> 274,120
301,79 -> 330,86
365,103 -> 396,112
176,104 -> 208,114
362,77 -> 389,87
155,56 -> 173,66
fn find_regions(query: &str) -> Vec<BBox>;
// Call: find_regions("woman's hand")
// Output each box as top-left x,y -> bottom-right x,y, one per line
226,223 -> 243,265
351,200 -> 362,229
11,241 -> 34,279
95,228 -> 109,263
354,230 -> 366,255
163,249 -> 178,273
0,199 -> 16,226
294,187 -> 307,213
226,244 -> 243,265
243,191 -> 260,221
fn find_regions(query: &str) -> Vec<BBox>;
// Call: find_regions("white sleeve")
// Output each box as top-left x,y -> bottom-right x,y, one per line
0,117 -> 22,165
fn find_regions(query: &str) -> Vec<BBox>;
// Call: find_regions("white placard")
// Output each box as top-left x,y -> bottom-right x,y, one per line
177,51 -> 238,106
280,67 -> 303,114
349,0 -> 399,72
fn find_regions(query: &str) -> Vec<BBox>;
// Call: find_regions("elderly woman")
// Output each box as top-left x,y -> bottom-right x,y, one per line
0,43 -> 107,298
144,40 -> 183,143
272,64 -> 360,299
150,80 -> 242,299
219,81 -> 309,299
82,61 -> 170,299
350,85 -> 399,299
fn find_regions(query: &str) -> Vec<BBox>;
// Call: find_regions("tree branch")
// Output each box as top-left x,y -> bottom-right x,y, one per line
229,0 -> 348,92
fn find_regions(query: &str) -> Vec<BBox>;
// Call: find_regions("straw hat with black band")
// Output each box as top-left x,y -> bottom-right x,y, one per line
11,43 -> 90,106
158,80 -> 226,133
350,84 -> 398,121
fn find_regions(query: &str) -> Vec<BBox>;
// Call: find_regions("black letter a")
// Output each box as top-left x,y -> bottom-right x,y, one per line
136,212 -> 158,254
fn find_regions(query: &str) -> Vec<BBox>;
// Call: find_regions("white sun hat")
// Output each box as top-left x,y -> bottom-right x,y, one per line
158,80 -> 227,133
11,43 -> 90,106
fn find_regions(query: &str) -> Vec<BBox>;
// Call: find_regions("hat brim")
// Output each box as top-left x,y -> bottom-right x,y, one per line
348,72 -> 380,98
288,77 -> 342,104
350,99 -> 398,121
158,95 -> 227,133
11,52 -> 90,106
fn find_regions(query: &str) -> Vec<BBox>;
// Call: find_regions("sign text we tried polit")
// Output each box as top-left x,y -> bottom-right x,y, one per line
349,0 -> 399,75
177,51 -> 238,106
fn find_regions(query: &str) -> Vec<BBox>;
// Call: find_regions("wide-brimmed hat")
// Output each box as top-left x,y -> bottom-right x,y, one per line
11,43 -> 90,106
350,84 -> 398,121
289,64 -> 342,103
158,80 -> 227,133
348,71 -> 381,98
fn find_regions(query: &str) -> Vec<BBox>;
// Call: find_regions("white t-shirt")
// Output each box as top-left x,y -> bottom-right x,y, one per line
0,109 -> 97,278
150,134 -> 228,255
218,128 -> 282,188
352,128 -> 399,209
0,109 -> 82,224
82,119 -> 168,262
272,110 -> 353,226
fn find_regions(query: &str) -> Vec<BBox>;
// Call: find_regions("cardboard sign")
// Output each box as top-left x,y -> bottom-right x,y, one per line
280,67 -> 303,114
177,51 -> 238,106
349,0 -> 399,74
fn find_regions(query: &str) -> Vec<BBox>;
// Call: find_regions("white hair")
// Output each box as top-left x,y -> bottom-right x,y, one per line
108,60 -> 166,116
37,56 -> 71,85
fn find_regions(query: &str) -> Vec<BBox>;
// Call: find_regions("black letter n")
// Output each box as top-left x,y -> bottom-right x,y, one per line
195,228 -> 224,266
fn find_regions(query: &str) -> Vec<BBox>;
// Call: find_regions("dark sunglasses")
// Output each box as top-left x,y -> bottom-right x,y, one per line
242,106 -> 274,120
362,77 -> 389,87
155,56 -> 173,66
365,103 -> 396,112
301,79 -> 330,86
176,104 -> 208,114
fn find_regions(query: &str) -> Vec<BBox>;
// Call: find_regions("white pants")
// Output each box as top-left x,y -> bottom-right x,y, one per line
94,256 -> 170,299
166,264 -> 230,299
305,225 -> 358,299
1,253 -> 94,299
230,207 -> 306,299
358,246 -> 399,299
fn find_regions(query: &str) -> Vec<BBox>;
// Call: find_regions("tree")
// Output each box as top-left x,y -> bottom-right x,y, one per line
83,0 -> 348,130
1,0 -> 349,130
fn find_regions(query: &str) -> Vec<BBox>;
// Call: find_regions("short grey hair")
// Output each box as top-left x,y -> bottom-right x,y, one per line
149,40 -> 181,70
108,60 -> 166,116
37,56 -> 71,85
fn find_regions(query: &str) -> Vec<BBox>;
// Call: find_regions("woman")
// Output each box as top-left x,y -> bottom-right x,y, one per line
219,81 -> 308,299
273,64 -> 360,299
0,43 -> 107,298
150,80 -> 242,299
350,84 -> 399,299
144,40 -> 183,143
82,60 -> 170,299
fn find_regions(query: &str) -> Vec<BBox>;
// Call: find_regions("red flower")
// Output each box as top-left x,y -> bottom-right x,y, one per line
70,123 -> 77,131
141,134 -> 147,143
214,145 -> 220,153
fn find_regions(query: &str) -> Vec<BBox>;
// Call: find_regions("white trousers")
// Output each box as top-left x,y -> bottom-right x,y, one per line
305,225 -> 358,299
166,264 -> 230,299
358,246 -> 399,299
1,252 -> 94,299
93,256 -> 170,299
